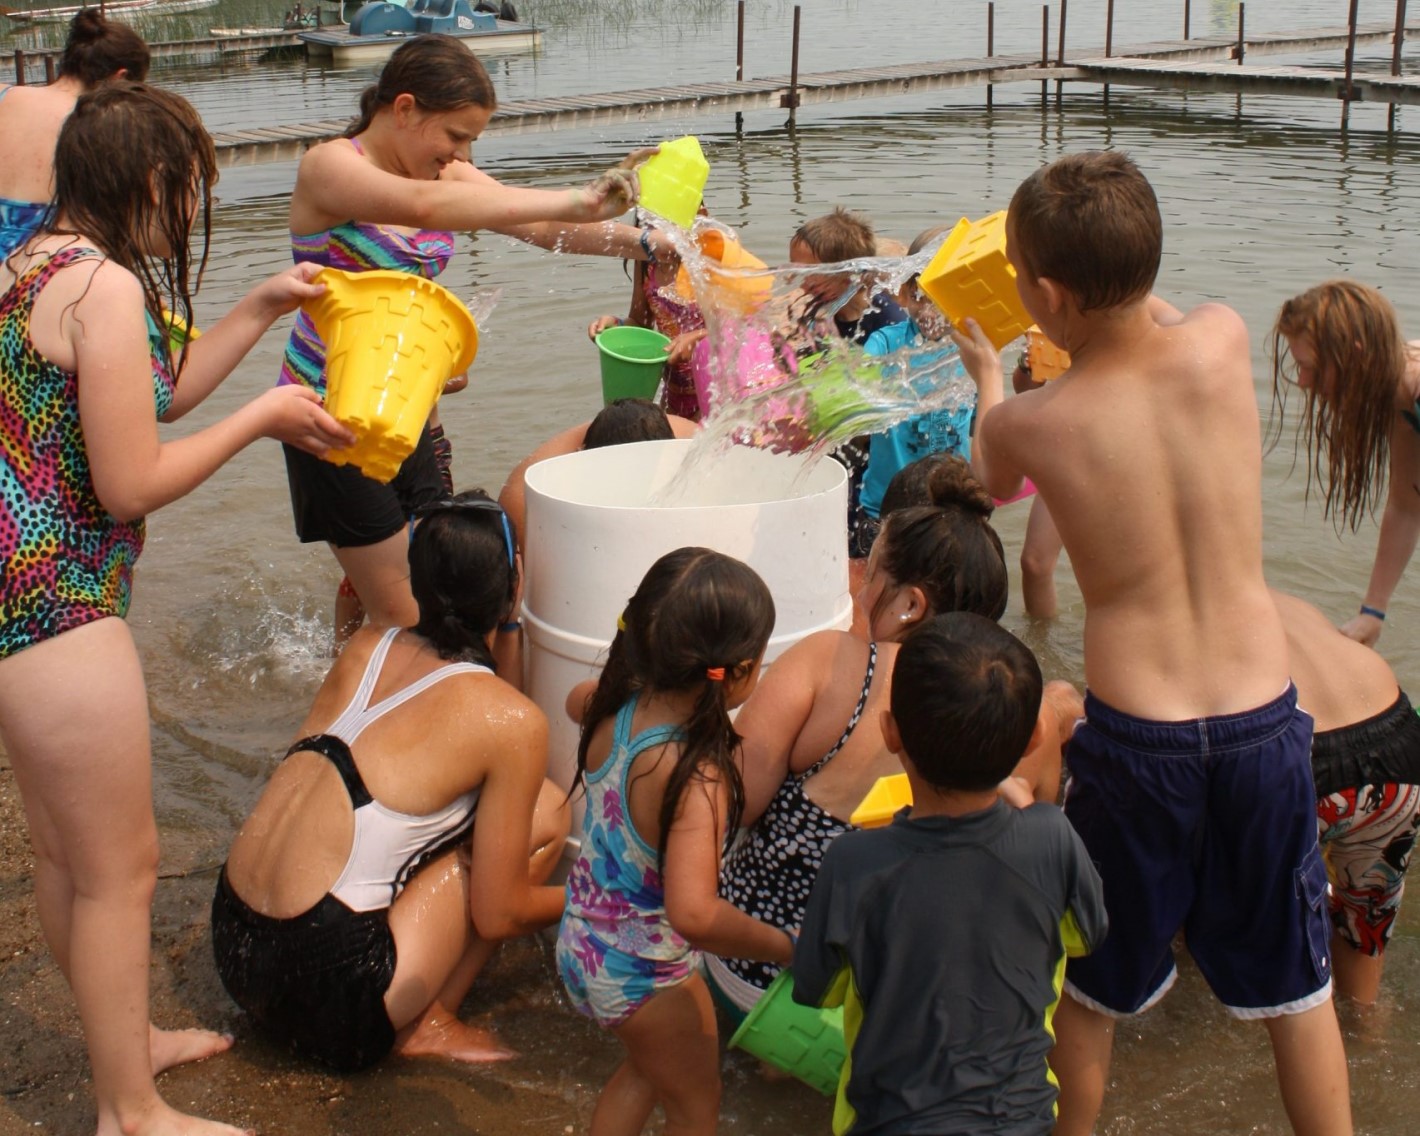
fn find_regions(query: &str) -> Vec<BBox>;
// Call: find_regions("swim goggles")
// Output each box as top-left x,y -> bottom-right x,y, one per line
413,497 -> 516,571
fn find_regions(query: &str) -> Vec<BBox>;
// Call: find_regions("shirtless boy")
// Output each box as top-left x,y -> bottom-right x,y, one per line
966,151 -> 1352,1135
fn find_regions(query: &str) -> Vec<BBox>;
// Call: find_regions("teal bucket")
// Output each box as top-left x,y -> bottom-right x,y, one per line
727,969 -> 846,1096
594,325 -> 671,404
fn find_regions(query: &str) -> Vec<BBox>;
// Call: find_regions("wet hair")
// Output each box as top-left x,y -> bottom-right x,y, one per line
873,455 -> 1008,624
879,452 -> 955,517
891,612 -> 1042,792
346,34 -> 497,137
1269,279 -> 1408,531
1009,150 -> 1161,313
408,489 -> 517,669
792,206 -> 876,263
52,83 -> 215,377
573,548 -> 776,867
583,398 -> 674,449
59,10 -> 150,86
908,224 -> 953,257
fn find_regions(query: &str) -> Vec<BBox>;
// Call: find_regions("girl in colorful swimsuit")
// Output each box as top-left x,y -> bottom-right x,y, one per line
0,10 -> 150,260
707,457 -> 1074,1020
0,84 -> 350,1136
282,33 -> 672,637
1271,279 -> 1420,647
556,548 -> 792,1135
215,491 -> 569,1069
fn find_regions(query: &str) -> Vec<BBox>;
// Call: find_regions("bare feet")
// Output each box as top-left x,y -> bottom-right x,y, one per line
393,1009 -> 517,1065
150,1023 -> 235,1076
97,1097 -> 253,1136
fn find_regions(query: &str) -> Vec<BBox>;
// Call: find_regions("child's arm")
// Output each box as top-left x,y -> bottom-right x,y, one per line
587,260 -> 655,339
662,770 -> 794,965
1342,417 -> 1420,646
790,842 -> 852,1009
1002,679 -> 1079,806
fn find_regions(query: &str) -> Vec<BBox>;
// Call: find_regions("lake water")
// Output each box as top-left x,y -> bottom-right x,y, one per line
5,0 -> 1420,1131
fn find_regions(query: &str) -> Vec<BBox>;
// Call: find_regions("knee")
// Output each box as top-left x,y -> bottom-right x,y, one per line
1021,542 -> 1059,582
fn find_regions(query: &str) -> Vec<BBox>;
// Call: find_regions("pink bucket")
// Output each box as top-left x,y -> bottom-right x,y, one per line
690,327 -> 798,417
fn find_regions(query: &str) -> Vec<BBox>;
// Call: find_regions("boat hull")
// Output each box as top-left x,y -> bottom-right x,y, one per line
299,20 -> 540,65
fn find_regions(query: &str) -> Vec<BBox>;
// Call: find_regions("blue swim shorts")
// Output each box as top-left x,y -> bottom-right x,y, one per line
1063,685 -> 1333,1019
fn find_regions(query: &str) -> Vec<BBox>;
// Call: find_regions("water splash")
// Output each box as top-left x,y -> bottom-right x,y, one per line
645,215 -> 978,504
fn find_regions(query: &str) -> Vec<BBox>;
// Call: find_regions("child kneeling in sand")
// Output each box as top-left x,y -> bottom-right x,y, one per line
792,612 -> 1106,1135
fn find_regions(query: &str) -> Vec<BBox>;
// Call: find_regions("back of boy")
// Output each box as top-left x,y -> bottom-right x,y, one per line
793,613 -> 1106,1135
972,151 -> 1350,1134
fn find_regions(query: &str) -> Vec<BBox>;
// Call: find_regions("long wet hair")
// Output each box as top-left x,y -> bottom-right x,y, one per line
872,455 -> 1008,626
51,83 -> 214,376
408,489 -> 518,670
1269,279 -> 1409,531
59,9 -> 151,86
345,34 -> 497,137
573,548 -> 776,867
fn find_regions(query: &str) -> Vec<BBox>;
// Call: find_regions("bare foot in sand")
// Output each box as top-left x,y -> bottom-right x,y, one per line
393,1008 -> 517,1064
150,1023 -> 234,1076
97,1098 -> 253,1136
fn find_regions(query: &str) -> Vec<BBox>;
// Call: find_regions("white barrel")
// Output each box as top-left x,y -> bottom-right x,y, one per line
523,439 -> 851,805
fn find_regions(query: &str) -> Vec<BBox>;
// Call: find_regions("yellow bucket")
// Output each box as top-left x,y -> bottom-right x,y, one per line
637,135 -> 710,230
1026,326 -> 1071,381
303,268 -> 478,484
917,212 -> 1032,351
849,773 -> 913,828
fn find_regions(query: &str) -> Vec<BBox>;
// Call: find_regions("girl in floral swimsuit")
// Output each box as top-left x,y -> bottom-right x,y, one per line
0,83 -> 348,1136
556,548 -> 792,1135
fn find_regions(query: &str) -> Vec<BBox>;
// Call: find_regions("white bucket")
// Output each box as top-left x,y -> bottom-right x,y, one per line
522,439 -> 851,812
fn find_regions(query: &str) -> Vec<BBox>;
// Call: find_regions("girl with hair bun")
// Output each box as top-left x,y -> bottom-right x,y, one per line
1271,279 -> 1420,647
556,548 -> 789,1135
215,490 -> 571,1071
0,10 -> 150,259
706,455 -> 1074,1021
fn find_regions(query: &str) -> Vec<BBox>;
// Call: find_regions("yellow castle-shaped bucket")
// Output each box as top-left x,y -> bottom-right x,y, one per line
304,268 -> 478,484
637,135 -> 710,230
1025,325 -> 1071,381
849,773 -> 913,828
917,211 -> 1032,351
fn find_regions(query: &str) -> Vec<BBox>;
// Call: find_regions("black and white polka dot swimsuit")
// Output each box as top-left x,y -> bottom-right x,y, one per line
717,642 -> 878,992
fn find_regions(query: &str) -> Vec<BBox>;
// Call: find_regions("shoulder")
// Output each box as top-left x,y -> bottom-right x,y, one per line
668,414 -> 699,439
1180,301 -> 1247,343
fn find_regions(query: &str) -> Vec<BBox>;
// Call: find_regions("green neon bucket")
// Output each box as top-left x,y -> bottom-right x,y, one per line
727,969 -> 846,1096
595,325 -> 671,404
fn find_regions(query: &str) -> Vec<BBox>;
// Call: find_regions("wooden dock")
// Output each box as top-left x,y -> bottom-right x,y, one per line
210,21 -> 1417,168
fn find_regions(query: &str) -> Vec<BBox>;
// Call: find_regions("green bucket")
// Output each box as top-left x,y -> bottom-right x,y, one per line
595,325 -> 671,404
727,969 -> 846,1096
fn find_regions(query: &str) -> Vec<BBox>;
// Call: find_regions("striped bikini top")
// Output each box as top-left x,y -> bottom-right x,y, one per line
279,137 -> 456,396
285,627 -> 488,914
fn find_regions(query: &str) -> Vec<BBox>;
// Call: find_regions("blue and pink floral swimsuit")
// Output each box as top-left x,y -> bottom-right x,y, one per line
556,698 -> 695,1027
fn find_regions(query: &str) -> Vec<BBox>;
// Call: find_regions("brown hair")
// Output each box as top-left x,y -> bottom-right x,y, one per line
59,9 -> 150,86
792,206 -> 876,263
52,83 -> 215,376
346,34 -> 497,137
1008,150 -> 1161,313
1269,279 -> 1408,530
874,455 -> 1008,625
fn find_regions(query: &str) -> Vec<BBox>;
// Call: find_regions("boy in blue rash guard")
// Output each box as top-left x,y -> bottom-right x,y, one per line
793,612 -> 1107,1136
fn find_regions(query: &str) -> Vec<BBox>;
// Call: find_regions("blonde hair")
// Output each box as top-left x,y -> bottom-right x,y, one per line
793,206 -> 876,263
1270,279 -> 1408,530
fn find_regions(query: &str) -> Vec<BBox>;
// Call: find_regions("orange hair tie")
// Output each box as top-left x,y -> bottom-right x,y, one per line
705,666 -> 726,682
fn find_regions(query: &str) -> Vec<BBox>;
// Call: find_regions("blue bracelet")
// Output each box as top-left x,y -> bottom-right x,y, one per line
1360,604 -> 1387,622
639,228 -> 656,263
498,620 -> 522,634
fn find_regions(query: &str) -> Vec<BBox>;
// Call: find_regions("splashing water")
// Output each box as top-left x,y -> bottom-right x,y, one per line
642,214 -> 982,505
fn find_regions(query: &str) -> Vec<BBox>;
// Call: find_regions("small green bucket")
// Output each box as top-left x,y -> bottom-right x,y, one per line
727,969 -> 846,1096
595,325 -> 671,404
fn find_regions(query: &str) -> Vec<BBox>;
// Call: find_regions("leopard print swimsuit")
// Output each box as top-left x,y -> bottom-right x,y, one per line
0,247 -> 176,659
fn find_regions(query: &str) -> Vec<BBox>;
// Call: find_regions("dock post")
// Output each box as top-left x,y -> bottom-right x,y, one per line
735,0 -> 745,132
1040,5 -> 1049,106
987,2 -> 994,111
784,4 -> 801,126
1183,0 -> 1190,41
1104,0 -> 1114,105
1235,2 -> 1245,65
1389,0 -> 1406,130
12,50 -> 23,87
1056,0 -> 1067,106
43,54 -> 54,84
1343,0 -> 1359,126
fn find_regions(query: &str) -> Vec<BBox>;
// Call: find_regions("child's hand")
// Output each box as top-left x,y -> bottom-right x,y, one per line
997,776 -> 1034,809
256,385 -> 354,454
442,372 -> 469,396
667,329 -> 706,366
572,147 -> 658,222
249,261 -> 326,320
949,318 -> 1002,389
1339,611 -> 1384,647
588,315 -> 621,340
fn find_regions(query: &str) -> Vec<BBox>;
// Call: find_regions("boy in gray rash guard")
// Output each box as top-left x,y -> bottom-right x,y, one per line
793,612 -> 1107,1135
